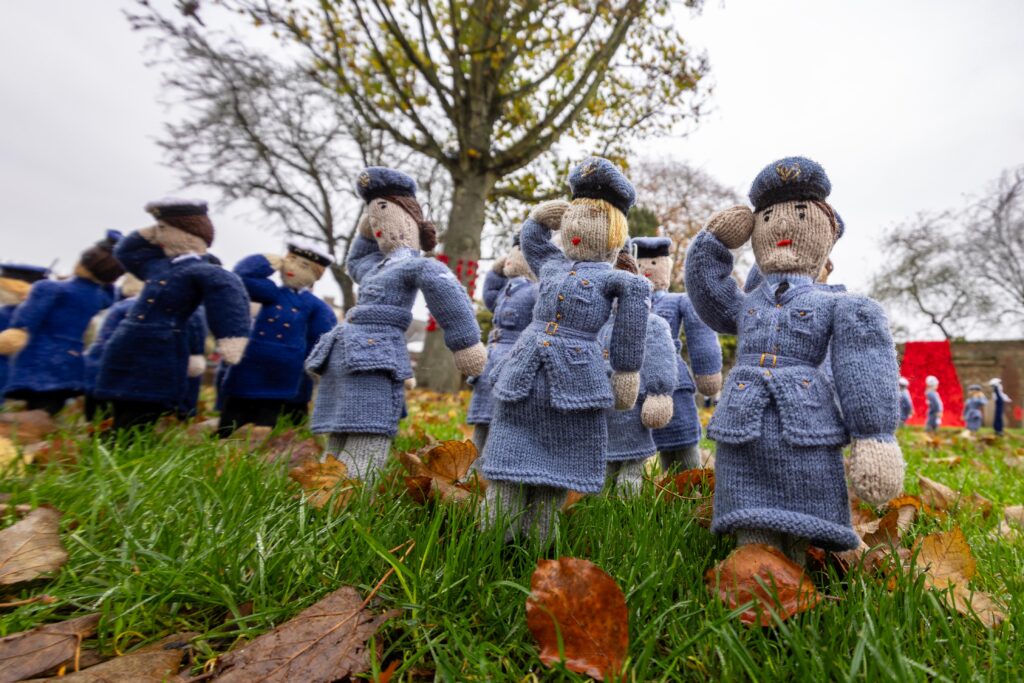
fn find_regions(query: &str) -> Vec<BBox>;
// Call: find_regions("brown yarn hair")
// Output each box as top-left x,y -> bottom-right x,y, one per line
809,200 -> 839,238
382,195 -> 437,251
615,249 -> 639,275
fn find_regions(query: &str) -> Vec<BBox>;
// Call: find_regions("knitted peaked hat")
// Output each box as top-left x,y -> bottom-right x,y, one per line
356,167 -> 417,203
80,229 -> 126,283
287,243 -> 333,267
633,236 -> 672,258
145,197 -> 215,246
749,156 -> 832,213
569,157 -> 636,218
0,264 -> 49,283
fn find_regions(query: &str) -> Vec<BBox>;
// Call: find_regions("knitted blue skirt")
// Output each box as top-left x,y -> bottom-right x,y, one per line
652,387 -> 702,451
467,338 -> 516,425
483,372 -> 608,493
606,400 -> 656,462
309,369 -> 405,437
711,403 -> 858,551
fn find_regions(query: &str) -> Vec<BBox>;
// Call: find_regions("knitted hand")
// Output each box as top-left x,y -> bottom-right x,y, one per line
187,354 -> 207,378
695,372 -> 723,397
0,328 -> 29,356
529,200 -> 571,230
611,370 -> 640,410
453,342 -> 487,376
641,393 -> 674,429
706,205 -> 755,249
264,254 -> 284,271
138,226 -> 158,243
217,337 -> 249,365
848,439 -> 905,506
492,257 -> 506,275
357,213 -> 374,240
404,377 -> 417,390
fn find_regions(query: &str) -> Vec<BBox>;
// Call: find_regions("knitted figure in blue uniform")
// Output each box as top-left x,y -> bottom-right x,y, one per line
898,377 -> 914,424
180,305 -> 209,418
218,244 -> 337,436
685,156 -> 904,564
0,233 -> 124,415
924,375 -> 943,433
480,157 -> 651,544
989,378 -> 1011,435
0,265 -> 49,395
962,384 -> 987,433
632,236 -> 722,471
83,274 -> 145,420
306,167 -> 486,481
95,199 -> 251,431
467,234 -> 539,462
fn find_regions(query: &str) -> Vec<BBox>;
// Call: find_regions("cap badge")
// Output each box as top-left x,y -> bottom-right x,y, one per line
358,171 -> 371,188
580,160 -> 598,178
776,163 -> 801,182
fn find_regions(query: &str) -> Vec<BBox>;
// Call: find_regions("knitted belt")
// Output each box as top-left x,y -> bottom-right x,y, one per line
735,353 -> 816,369
489,328 -> 521,344
345,304 -> 413,330
526,320 -> 597,341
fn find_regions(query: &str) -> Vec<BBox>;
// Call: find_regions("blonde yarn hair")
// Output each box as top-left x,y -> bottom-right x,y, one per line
571,197 -> 629,253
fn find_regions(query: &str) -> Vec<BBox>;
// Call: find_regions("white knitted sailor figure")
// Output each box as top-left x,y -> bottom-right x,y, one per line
924,375 -> 943,433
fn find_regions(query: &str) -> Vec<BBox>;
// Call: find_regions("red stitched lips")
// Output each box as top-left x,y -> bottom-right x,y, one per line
776,239 -> 793,247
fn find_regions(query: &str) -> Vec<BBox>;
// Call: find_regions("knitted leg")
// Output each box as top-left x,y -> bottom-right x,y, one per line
611,459 -> 646,497
659,446 -> 701,473
481,481 -> 527,544
736,527 -> 785,553
321,433 -> 347,464
523,485 -> 568,546
783,534 -> 810,568
469,424 -> 489,473
335,434 -> 392,482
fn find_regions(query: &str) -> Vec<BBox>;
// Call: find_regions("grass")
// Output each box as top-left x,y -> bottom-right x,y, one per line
2,392 -> 1023,681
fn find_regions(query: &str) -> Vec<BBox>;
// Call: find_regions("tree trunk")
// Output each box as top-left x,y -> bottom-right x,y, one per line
329,263 -> 356,312
416,171 -> 495,391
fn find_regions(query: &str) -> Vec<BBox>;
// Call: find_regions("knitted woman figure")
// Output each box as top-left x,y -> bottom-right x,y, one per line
217,245 -> 337,436
306,167 -> 486,481
481,157 -> 651,544
685,156 -> 904,564
95,199 -> 251,431
962,384 -> 988,433
898,377 -> 914,424
632,237 -> 722,471
466,234 -> 539,462
989,378 -> 1011,435
0,265 -> 48,394
0,233 -> 125,415
924,375 -> 943,433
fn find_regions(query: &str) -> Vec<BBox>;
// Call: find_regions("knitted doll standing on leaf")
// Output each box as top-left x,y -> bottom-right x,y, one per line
0,264 -> 49,394
0,233 -> 124,415
306,167 -> 486,482
466,233 -> 539,462
632,236 -> 722,471
962,384 -> 987,433
685,156 -> 904,564
480,157 -> 651,544
924,375 -> 943,433
217,244 -> 337,436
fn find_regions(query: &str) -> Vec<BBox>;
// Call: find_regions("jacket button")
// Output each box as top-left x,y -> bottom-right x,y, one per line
159,280 -> 167,285
292,308 -> 298,312
276,305 -> 283,310
558,294 -> 565,301
367,339 -> 375,345
284,323 -> 290,328
581,279 -> 589,285
764,371 -> 771,378
267,318 -> 275,323
542,340 -> 550,346
276,334 -> 283,339
146,298 -> 155,304
556,313 -> 562,320
569,271 -> 576,276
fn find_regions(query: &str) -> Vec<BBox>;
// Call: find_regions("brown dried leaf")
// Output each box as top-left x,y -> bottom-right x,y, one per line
22,438 -> 80,466
1004,505 -> 1024,528
918,476 -> 992,517
988,520 -> 1019,542
925,456 -> 961,467
526,558 -> 628,681
0,614 -> 100,683
22,632 -> 195,682
705,544 -> 820,627
395,440 -> 480,505
656,469 -> 715,499
0,507 -> 67,585
288,459 -> 359,512
914,527 -> 976,591
212,586 -> 398,682
1003,455 -> 1024,471
0,411 -> 57,444
948,585 -> 1007,628
262,430 -> 323,467
561,491 -> 587,513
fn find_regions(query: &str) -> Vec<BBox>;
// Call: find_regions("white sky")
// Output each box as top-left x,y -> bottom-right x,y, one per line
2,1 -> 1023,337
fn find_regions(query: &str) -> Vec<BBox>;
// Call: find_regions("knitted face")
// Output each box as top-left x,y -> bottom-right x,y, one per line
562,198 -> 627,263
367,198 -> 418,255
154,222 -> 209,256
751,200 -> 837,275
0,278 -> 30,306
280,253 -> 325,290
503,246 -> 535,280
639,255 -> 672,291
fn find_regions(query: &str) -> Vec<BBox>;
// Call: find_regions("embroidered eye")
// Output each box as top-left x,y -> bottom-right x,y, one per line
763,211 -> 772,222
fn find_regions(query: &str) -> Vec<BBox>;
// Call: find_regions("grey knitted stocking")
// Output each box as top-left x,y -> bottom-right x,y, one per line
469,424 -> 489,472
735,528 -> 808,567
481,480 -> 528,543
606,460 -> 645,496
522,485 -> 567,545
659,446 -> 701,472
325,433 -> 392,481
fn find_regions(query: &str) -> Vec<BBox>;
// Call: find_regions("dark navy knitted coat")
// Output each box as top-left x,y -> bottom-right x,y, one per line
95,232 -> 250,408
685,231 -> 900,551
4,277 -> 114,397
84,296 -> 134,393
221,255 -> 336,401
467,271 -> 538,425
0,305 -> 16,392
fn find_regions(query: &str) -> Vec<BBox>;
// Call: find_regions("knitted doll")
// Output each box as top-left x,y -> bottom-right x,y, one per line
217,244 -> 337,436
83,274 -> 145,420
95,199 -> 251,431
989,378 -> 1011,435
0,233 -> 124,415
632,236 -> 722,471
466,234 -> 539,461
962,384 -> 987,433
306,167 -> 486,481
898,377 -> 914,424
685,156 -> 904,563
600,249 -> 677,495
0,265 -> 49,394
480,157 -> 651,544
924,375 -> 943,433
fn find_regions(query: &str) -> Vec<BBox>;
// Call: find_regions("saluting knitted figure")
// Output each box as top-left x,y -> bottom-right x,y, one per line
217,244 -> 337,436
898,377 -> 914,424
466,234 -> 539,461
306,168 -> 486,481
481,157 -> 650,544
989,378 -> 1011,435
924,375 -> 943,433
962,384 -> 987,433
632,237 -> 722,471
0,233 -> 124,415
0,265 -> 49,394
685,156 -> 904,563
95,199 -> 251,431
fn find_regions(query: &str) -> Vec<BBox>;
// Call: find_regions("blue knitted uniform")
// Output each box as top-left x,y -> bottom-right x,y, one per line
685,231 -> 900,551
481,217 -> 650,494
649,290 -> 722,450
467,271 -> 538,425
962,396 -> 987,431
993,387 -> 1006,434
4,278 -> 114,397
899,388 -> 914,424
306,236 -> 481,437
925,390 -> 943,431
95,233 -> 250,409
181,306 -> 209,417
601,312 -> 678,462
84,296 -> 135,394
0,305 -> 17,392
221,255 -> 337,402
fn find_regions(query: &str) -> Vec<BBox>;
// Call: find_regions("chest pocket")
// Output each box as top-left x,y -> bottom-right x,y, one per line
499,310 -> 519,328
564,345 -> 593,365
346,328 -> 391,363
797,375 -> 824,407
359,283 -> 385,304
790,309 -> 815,335
725,379 -> 755,406
740,307 -> 761,333
571,278 -> 595,305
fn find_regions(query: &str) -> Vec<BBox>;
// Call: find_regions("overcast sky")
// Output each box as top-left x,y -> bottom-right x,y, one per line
2,1 -> 1023,337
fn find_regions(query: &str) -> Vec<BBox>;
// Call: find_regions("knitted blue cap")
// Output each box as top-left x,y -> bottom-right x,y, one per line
834,210 -> 845,239
0,264 -> 50,283
633,236 -> 671,258
356,167 -> 417,203
748,156 -> 831,213
569,157 -> 636,218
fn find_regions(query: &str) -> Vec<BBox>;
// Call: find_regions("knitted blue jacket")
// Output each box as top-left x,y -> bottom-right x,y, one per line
899,388 -> 914,423
95,233 -> 250,407
962,395 -> 987,430
650,290 -> 721,392
0,305 -> 16,392
84,296 -> 133,393
4,277 -> 114,396
926,390 -> 943,430
221,255 -> 336,401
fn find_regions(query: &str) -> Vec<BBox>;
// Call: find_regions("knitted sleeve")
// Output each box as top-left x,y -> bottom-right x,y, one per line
521,218 -> 566,276
642,315 -> 678,396
605,271 -> 651,373
345,235 -> 384,284
186,307 -> 208,354
197,268 -> 252,341
306,297 -> 338,350
233,254 -> 280,304
743,263 -> 765,294
830,295 -> 900,441
683,231 -> 744,335
113,231 -> 165,280
10,280 -> 60,333
679,294 -> 723,376
481,270 -> 506,312
417,259 -> 483,352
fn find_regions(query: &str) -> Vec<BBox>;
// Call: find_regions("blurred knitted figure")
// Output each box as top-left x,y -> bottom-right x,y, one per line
306,168 -> 485,482
962,384 -> 987,433
989,378 -> 1011,435
924,375 -> 943,433
467,235 -> 538,466
481,157 -> 649,544
898,377 -> 914,424
0,265 -> 49,395
685,156 -> 904,564
0,233 -> 124,415
83,274 -> 144,420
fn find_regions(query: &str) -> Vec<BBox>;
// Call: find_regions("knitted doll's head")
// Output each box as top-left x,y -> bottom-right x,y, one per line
0,264 -> 47,306
76,231 -> 125,284
967,384 -> 984,398
899,377 -> 910,388
356,167 -> 436,256
281,244 -> 331,290
562,157 -> 636,263
926,375 -> 939,389
503,244 -> 536,280
119,273 -> 145,298
145,198 -> 215,257
633,237 -> 672,291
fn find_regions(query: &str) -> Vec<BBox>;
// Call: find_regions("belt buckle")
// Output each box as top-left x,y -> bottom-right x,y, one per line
544,321 -> 559,335
758,353 -> 778,367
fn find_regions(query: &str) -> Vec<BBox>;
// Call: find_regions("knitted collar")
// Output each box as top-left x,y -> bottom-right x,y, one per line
172,253 -> 202,264
378,246 -> 419,267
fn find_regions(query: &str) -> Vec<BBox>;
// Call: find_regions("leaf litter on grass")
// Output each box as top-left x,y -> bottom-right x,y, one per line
0,506 -> 67,586
0,613 -> 100,683
396,439 -> 483,505
705,544 -> 820,627
21,632 -> 197,682
288,458 -> 360,512
913,527 -> 1007,628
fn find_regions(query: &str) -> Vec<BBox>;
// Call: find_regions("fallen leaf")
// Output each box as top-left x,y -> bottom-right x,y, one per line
526,558 -> 628,681
924,456 -> 961,467
288,459 -> 359,512
885,495 -> 922,534
656,469 -> 715,499
0,437 -> 29,471
1004,505 -> 1024,528
23,632 -> 196,682
561,491 -> 587,513
918,476 -> 992,517
22,438 -> 79,466
185,417 -> 220,438
377,660 -> 400,683
396,440 -> 480,504
0,507 -> 68,585
0,614 -> 100,683
0,411 -> 57,444
705,544 -> 820,627
261,430 -> 322,467
988,519 -> 1019,542
212,586 -> 398,682
949,585 -> 1007,628
1003,455 -> 1024,471
914,527 -> 976,591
